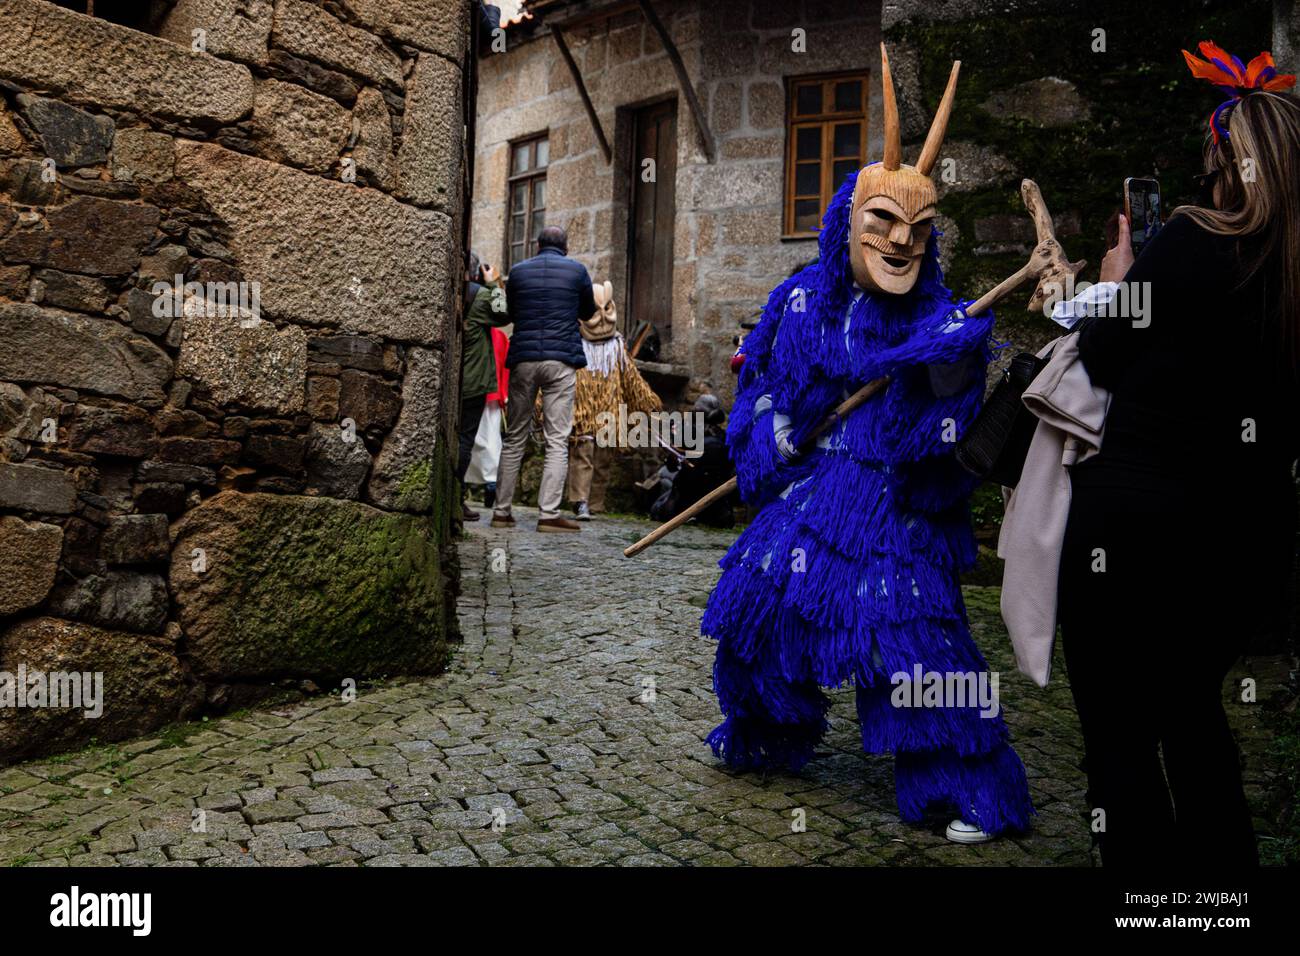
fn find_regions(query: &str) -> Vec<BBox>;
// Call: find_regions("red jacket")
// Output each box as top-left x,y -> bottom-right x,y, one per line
486,328 -> 510,403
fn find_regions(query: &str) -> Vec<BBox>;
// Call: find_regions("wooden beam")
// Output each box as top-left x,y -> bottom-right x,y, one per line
551,26 -> 613,165
635,0 -> 715,163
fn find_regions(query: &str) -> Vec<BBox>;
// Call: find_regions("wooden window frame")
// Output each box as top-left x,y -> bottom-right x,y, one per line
782,70 -> 870,238
505,132 -> 550,272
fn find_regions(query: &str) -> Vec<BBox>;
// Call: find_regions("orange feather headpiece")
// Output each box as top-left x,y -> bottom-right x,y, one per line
1181,41 -> 1296,144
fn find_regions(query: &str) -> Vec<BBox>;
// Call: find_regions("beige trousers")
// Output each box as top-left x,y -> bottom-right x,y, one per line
567,436 -> 612,511
493,359 -> 575,521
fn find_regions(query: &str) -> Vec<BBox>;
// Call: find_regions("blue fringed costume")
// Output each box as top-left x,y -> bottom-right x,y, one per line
700,175 -> 1035,835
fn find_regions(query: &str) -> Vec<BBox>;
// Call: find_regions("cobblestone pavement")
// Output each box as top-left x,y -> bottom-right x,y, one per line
0,508 -> 1289,866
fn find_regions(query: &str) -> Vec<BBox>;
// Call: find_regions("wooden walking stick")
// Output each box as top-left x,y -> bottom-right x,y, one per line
623,180 -> 1082,558
623,377 -> 890,557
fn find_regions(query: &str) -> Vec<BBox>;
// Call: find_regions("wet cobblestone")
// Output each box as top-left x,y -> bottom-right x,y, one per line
0,508 -> 1288,866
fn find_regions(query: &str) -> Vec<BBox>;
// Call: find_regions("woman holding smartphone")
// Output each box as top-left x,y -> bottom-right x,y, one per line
1058,45 -> 1299,866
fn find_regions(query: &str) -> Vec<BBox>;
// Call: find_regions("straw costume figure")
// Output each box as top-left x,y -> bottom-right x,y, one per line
566,281 -> 662,519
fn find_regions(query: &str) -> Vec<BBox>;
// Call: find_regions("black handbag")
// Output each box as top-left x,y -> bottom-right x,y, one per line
955,351 -> 1050,488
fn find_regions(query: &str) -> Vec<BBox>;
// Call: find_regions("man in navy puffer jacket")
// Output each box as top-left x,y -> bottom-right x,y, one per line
491,225 -> 596,532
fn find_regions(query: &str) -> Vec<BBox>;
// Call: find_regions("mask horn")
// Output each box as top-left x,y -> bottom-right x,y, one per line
915,60 -> 960,176
881,43 -> 901,171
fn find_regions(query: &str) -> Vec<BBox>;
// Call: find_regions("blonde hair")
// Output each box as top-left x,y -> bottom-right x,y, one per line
1174,91 -> 1300,371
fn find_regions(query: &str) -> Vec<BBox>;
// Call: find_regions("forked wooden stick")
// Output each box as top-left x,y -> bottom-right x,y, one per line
622,180 -> 1079,558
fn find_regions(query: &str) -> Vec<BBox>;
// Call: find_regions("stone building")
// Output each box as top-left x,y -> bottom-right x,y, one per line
472,0 -> 883,406
0,0 -> 470,762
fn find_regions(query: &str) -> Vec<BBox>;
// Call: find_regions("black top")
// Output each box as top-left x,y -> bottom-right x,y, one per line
1078,213 -> 1299,493
1073,213 -> 1298,609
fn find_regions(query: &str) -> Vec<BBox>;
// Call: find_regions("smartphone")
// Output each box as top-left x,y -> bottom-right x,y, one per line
1123,177 -> 1162,257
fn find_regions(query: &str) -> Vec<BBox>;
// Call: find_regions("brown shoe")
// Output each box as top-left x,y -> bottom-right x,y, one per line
537,517 -> 581,533
490,514 -> 516,528
462,502 -> 480,521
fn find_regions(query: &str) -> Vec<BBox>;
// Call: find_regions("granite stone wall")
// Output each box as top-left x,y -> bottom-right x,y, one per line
0,0 -> 470,764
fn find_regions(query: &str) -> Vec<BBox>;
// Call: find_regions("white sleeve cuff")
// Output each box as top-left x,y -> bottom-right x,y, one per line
1050,281 -> 1120,329
772,410 -> 797,461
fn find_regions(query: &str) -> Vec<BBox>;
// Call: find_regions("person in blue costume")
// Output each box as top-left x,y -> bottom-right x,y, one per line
701,46 -> 1034,843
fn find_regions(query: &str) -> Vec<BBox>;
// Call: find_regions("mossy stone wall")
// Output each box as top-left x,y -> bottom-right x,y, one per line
886,0 -> 1272,358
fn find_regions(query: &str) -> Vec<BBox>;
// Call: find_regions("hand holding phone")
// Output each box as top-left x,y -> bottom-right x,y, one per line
1100,215 -> 1134,283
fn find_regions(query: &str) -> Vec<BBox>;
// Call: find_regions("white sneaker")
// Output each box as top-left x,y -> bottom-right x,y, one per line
945,819 -> 995,844
574,501 -> 592,521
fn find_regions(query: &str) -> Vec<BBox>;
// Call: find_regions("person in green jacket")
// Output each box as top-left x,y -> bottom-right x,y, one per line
459,251 -> 510,521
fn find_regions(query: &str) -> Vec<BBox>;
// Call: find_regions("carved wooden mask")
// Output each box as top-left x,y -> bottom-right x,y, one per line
849,45 -> 960,295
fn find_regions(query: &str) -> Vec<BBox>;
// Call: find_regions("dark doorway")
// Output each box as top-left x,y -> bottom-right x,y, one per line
627,100 -> 677,352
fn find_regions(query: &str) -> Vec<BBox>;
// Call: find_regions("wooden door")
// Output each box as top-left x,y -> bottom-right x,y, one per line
628,100 -> 677,348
